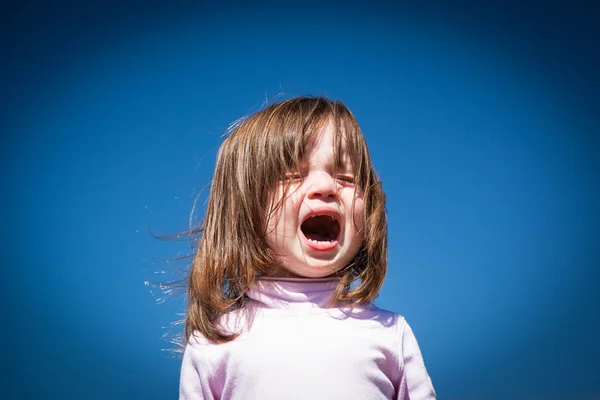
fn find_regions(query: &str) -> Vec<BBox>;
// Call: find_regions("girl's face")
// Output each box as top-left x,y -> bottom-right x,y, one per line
265,121 -> 365,278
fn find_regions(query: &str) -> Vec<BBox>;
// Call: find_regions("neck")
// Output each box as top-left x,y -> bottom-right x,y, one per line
246,276 -> 340,309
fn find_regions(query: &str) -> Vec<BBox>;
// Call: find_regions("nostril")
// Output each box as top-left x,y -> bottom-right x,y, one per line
309,191 -> 336,200
307,175 -> 337,199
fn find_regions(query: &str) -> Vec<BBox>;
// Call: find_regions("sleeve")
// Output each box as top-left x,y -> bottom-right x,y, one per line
396,319 -> 436,400
179,339 -> 218,400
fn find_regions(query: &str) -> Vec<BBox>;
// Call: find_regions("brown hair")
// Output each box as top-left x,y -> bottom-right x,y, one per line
185,96 -> 387,344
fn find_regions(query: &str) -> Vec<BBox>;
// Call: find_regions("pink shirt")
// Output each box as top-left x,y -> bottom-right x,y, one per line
180,277 -> 436,399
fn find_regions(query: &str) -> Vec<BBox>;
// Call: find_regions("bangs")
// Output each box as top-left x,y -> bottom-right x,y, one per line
329,106 -> 370,190
257,98 -> 371,191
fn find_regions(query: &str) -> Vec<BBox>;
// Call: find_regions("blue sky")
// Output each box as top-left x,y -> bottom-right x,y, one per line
3,1 -> 599,399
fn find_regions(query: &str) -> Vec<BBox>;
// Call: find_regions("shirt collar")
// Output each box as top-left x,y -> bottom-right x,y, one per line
246,277 -> 340,309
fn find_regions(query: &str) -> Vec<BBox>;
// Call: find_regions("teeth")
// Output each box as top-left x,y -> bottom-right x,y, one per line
307,238 -> 332,243
311,214 -> 336,220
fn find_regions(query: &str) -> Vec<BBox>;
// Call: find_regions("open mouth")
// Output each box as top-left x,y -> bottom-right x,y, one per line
300,214 -> 341,243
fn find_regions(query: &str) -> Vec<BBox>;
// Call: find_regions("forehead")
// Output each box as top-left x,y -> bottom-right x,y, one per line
306,121 -> 349,158
302,119 -> 356,165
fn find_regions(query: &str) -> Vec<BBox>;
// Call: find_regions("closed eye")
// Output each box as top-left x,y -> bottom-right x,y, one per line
336,175 -> 355,184
281,173 -> 303,181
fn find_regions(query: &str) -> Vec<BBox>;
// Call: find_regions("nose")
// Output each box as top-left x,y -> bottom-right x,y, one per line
307,172 -> 337,200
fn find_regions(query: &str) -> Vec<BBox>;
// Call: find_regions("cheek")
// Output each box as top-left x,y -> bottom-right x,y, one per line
352,197 -> 366,235
266,186 -> 301,233
265,188 -> 284,236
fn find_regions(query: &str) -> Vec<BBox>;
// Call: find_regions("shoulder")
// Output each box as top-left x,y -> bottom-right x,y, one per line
367,304 -> 405,322
182,329 -> 240,377
363,307 -> 419,353
182,332 -> 219,364
343,305 -> 421,356
182,311 -> 244,362
332,304 -> 408,352
185,330 -> 213,347
340,303 -> 406,329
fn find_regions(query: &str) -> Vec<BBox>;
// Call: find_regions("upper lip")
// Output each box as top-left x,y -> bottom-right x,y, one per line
300,207 -> 342,225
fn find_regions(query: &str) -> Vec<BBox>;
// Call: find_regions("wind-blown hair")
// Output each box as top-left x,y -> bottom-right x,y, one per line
186,96 -> 387,344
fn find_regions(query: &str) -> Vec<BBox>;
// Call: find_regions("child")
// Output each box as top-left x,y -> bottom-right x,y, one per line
180,97 -> 436,399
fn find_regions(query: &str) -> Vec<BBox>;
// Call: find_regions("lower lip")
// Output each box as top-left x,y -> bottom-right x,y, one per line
303,235 -> 338,251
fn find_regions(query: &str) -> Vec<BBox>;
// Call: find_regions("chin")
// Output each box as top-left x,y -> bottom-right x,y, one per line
287,262 -> 343,279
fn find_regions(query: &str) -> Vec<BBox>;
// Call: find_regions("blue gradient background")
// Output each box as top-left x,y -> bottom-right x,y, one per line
2,1 -> 599,399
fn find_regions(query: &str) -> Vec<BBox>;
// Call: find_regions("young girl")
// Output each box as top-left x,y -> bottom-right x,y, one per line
179,97 -> 436,399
